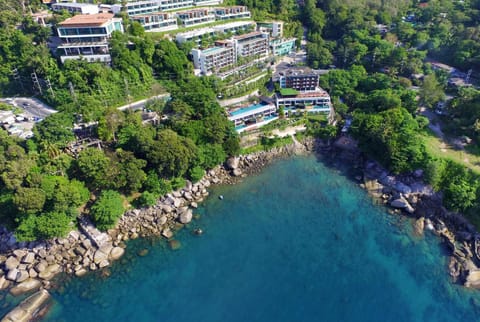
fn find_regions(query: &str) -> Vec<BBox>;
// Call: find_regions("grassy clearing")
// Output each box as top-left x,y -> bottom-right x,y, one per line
241,135 -> 294,154
421,129 -> 480,174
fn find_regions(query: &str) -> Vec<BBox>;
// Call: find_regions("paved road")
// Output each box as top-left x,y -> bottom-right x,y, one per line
117,93 -> 170,111
0,97 -> 57,120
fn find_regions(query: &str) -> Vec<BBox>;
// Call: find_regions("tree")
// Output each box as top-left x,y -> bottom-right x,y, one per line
76,148 -> 111,190
419,74 -> 445,108
33,112 -> 75,149
90,190 -> 124,231
13,187 -> 46,214
146,129 -> 198,178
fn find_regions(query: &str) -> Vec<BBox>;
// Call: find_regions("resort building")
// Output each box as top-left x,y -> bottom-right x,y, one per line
193,0 -> 223,5
51,3 -> 100,15
175,20 -> 255,44
227,103 -> 278,132
117,0 -> 162,16
191,43 -> 236,75
56,13 -> 124,64
257,21 -> 283,38
159,0 -> 194,11
234,31 -> 269,58
214,6 -> 251,20
275,88 -> 331,114
271,38 -> 296,56
279,70 -> 319,91
131,12 -> 178,31
176,9 -> 216,27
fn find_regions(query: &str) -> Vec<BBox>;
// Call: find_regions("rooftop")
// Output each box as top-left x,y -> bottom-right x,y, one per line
234,31 -> 264,41
53,2 -> 98,7
59,13 -> 115,27
279,88 -> 298,96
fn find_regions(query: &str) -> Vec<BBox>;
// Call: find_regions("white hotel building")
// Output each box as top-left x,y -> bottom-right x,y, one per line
57,13 -> 124,64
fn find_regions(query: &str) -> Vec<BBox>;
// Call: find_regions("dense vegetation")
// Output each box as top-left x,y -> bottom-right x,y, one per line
0,2 -> 238,240
3,0 -> 480,240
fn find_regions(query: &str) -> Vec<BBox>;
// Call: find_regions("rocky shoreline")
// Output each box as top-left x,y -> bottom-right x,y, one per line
2,134 -> 480,319
0,137 -> 314,320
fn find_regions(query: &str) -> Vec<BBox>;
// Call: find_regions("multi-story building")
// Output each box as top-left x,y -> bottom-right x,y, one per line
271,38 -> 296,56
234,31 -> 269,58
175,20 -> 255,44
257,21 -> 283,38
115,0 -> 161,16
176,9 -> 216,27
193,0 -> 223,6
191,42 -> 236,75
214,6 -> 251,20
56,13 -> 124,64
228,103 -> 278,132
51,2 -> 99,15
131,12 -> 178,31
279,70 -> 319,91
159,0 -> 194,11
275,88 -> 331,113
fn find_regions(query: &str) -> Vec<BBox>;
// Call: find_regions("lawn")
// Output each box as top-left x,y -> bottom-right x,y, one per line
421,129 -> 480,174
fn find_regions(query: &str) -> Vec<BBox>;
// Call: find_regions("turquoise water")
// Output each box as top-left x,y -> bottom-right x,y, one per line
5,155 -> 480,321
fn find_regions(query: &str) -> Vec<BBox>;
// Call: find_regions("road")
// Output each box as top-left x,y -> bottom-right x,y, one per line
0,97 -> 57,120
117,93 -> 170,111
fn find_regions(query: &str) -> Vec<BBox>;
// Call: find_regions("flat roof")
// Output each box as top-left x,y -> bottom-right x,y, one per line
52,2 -> 98,7
228,104 -> 276,121
234,31 -> 263,40
59,13 -> 114,27
279,88 -> 298,96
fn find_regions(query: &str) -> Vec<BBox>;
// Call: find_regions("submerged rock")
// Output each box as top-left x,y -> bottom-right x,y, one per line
9,278 -> 41,296
169,240 -> 181,250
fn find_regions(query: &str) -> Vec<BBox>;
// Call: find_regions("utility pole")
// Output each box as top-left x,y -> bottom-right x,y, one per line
69,81 -> 78,104
31,70 -> 43,95
46,78 -> 55,98
12,68 -> 25,92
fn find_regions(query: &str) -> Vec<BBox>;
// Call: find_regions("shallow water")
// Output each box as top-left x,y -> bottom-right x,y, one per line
5,155 -> 480,321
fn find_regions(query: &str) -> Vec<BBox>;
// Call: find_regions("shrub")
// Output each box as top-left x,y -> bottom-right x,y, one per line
137,191 -> 157,207
189,166 -> 205,183
91,190 -> 125,231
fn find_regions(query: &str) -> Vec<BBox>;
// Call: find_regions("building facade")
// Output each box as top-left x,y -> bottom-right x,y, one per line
271,38 -> 296,56
257,21 -> 283,38
57,13 -> 123,64
192,43 -> 236,75
279,73 -> 319,91
176,9 -> 216,27
214,6 -> 251,20
131,12 -> 178,31
234,31 -> 269,58
51,3 -> 99,14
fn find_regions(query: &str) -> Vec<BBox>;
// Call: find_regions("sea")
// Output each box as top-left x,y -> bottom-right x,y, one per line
2,155 -> 480,321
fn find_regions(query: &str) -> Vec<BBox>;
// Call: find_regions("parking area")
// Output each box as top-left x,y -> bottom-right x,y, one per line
0,97 -> 57,139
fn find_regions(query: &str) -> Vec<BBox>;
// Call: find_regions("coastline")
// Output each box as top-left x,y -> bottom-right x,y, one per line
2,134 -> 480,319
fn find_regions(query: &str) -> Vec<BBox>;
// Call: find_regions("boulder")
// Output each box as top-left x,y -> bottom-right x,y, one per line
109,247 -> 125,261
3,289 -> 50,321
15,270 -> 30,283
34,261 -> 47,273
13,249 -> 27,259
5,256 -> 20,271
162,228 -> 173,239
465,270 -> 480,288
157,215 -> 168,225
225,156 -> 239,170
98,259 -> 109,269
179,209 -> 193,224
9,278 -> 41,296
413,217 -> 425,236
233,168 -> 243,177
93,250 -> 109,265
6,268 -> 19,281
169,240 -> 181,250
75,268 -> 88,277
0,275 -> 10,290
21,252 -> 35,265
38,264 -> 60,280
28,268 -> 38,279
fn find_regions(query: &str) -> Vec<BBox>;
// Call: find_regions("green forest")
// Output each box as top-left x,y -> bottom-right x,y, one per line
2,0 -> 480,240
